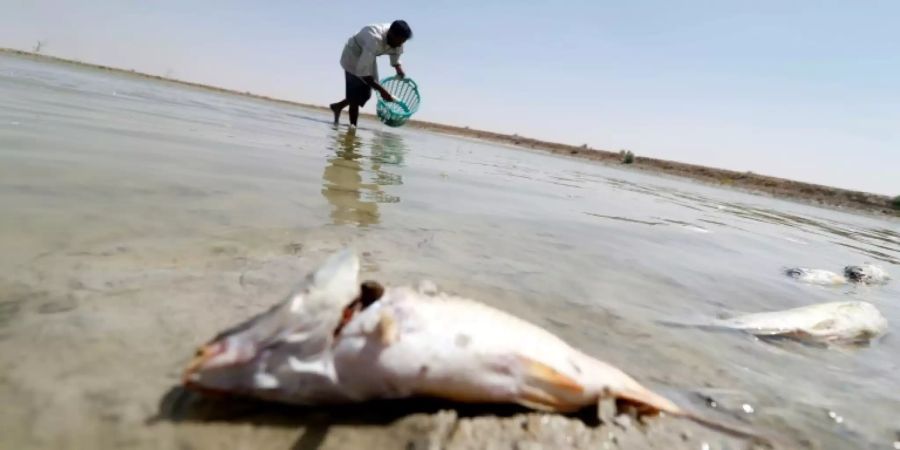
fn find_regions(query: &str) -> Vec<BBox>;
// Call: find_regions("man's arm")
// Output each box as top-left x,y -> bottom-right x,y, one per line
362,76 -> 395,102
354,34 -> 395,102
393,64 -> 406,79
390,53 -> 405,79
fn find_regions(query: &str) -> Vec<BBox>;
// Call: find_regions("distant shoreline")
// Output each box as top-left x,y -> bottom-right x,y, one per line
3,48 -> 896,217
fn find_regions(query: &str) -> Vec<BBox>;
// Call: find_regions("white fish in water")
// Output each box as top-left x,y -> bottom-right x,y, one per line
182,250 -> 766,442
784,268 -> 847,286
785,264 -> 891,286
843,264 -> 891,285
712,301 -> 888,345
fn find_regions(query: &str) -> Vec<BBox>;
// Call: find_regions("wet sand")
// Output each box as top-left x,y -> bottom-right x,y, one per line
1,51 -> 899,450
0,227 -> 767,450
2,48 -> 895,217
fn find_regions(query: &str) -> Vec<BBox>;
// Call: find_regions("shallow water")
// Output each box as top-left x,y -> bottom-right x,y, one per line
1,53 -> 898,449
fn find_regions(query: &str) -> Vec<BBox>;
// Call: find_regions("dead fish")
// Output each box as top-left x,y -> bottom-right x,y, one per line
712,301 -> 888,345
330,284 -> 689,415
182,250 -> 765,442
844,264 -> 891,285
784,268 -> 847,286
785,264 -> 891,286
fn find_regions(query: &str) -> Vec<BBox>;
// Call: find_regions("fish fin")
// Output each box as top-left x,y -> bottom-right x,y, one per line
614,384 -> 683,417
378,311 -> 399,345
510,355 -> 585,413
518,355 -> 584,394
516,386 -> 568,412
293,248 -> 360,313
309,248 -> 360,288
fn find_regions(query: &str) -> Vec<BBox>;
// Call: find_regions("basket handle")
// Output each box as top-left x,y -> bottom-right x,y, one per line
381,75 -> 418,92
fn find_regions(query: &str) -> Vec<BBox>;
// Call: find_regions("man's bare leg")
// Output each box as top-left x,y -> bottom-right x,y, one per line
330,100 -> 349,125
348,104 -> 360,127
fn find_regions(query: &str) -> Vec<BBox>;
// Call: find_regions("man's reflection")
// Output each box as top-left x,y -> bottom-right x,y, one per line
320,129 -> 406,227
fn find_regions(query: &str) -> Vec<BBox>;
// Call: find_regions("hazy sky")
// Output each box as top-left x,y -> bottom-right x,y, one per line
2,1 -> 898,194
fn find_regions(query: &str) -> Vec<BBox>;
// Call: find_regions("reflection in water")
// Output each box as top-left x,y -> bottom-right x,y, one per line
320,129 -> 406,227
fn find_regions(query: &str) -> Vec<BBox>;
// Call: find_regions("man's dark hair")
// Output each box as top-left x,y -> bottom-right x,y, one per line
389,20 -> 413,41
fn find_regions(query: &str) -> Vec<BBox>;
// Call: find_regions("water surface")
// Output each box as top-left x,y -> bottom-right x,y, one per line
1,53 -> 898,449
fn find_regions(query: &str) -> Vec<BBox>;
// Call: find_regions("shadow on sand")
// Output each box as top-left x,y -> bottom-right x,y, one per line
151,386 -> 600,450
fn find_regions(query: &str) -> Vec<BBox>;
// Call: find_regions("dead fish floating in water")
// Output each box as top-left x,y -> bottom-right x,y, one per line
710,301 -> 888,346
843,264 -> 890,284
182,250 -> 765,441
784,268 -> 847,286
784,264 -> 890,286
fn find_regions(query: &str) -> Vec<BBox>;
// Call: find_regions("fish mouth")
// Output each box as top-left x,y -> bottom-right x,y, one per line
181,338 -> 269,397
182,341 -> 226,384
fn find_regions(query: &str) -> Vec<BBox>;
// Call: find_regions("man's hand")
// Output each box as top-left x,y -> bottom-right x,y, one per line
380,88 -> 395,103
363,76 -> 396,102
394,65 -> 406,79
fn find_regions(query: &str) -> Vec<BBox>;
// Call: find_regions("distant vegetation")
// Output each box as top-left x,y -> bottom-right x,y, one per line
619,149 -> 635,164
892,196 -> 900,210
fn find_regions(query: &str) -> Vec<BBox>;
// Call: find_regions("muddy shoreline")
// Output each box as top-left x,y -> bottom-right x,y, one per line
3,48 -> 896,218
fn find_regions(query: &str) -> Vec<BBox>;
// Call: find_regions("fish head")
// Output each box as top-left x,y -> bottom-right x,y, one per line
844,264 -> 889,284
795,301 -> 888,346
844,265 -> 866,282
182,248 -> 361,394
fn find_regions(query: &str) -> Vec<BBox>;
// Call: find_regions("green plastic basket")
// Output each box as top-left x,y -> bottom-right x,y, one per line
376,76 -> 420,127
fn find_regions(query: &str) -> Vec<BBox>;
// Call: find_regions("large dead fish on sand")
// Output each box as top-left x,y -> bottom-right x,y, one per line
664,301 -> 888,346
182,249 -> 766,441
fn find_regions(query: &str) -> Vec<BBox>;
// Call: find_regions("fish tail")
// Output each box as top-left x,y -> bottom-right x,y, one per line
613,383 -> 776,445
